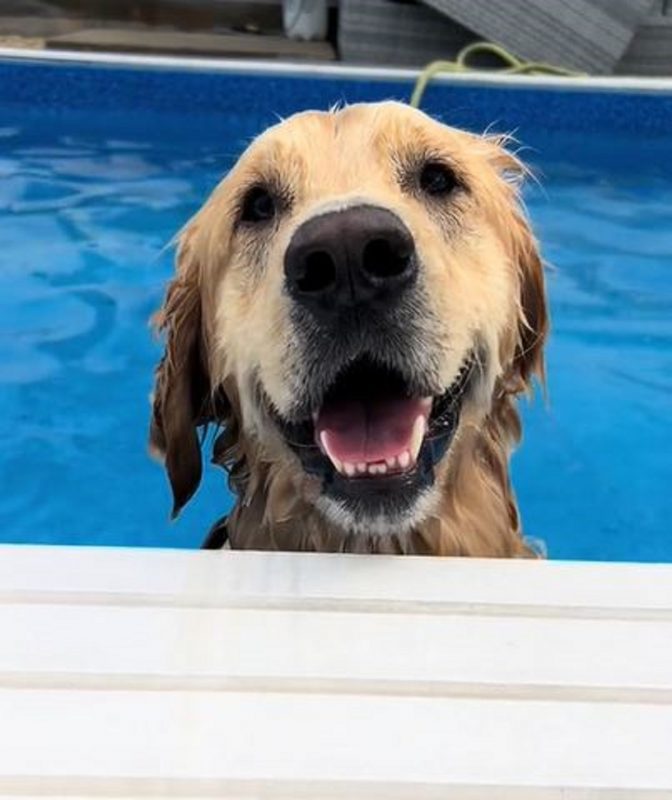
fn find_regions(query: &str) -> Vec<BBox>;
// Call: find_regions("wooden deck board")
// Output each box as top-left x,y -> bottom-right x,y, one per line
46,27 -> 335,61
419,0 -> 655,73
2,691 -> 672,795
3,604 -> 672,699
2,546 -> 671,615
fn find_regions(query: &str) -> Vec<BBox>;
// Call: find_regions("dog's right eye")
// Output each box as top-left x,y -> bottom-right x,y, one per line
419,162 -> 458,197
241,186 -> 276,223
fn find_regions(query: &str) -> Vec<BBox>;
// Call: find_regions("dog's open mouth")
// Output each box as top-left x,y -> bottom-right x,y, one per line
271,355 -> 475,492
314,360 -> 433,478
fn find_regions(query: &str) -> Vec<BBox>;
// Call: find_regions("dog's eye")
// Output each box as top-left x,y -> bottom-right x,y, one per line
419,162 -> 458,197
241,186 -> 276,223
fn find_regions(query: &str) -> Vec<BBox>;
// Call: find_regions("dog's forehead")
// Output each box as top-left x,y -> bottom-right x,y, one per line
242,102 -> 473,168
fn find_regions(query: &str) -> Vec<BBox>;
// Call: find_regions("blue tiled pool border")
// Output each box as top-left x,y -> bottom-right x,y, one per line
2,50 -> 672,138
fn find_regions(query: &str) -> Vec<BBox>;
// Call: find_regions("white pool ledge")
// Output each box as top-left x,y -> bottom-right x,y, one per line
0,544 -> 671,798
3,47 -> 672,94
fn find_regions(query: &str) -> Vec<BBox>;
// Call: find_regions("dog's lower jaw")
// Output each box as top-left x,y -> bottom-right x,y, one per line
225,482 -> 534,556
313,489 -> 441,540
223,395 -> 538,557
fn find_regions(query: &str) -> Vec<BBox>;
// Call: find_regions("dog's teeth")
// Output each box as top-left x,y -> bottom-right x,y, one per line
398,450 -> 411,470
367,462 -> 387,476
409,414 -> 426,464
343,462 -> 356,477
357,462 -> 367,474
386,456 -> 397,469
320,431 -> 343,474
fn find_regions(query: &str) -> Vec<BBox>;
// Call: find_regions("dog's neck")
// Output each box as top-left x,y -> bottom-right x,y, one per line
221,394 -> 536,558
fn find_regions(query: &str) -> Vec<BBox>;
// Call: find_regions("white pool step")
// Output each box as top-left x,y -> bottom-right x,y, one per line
1,545 -> 671,798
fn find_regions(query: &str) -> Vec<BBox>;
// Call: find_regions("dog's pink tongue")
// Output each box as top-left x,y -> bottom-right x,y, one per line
315,396 -> 430,468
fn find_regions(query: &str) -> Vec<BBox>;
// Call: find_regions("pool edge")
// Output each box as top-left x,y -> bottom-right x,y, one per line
2,46 -> 672,96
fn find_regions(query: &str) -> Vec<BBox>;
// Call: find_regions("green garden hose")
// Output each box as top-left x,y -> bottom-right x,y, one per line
410,41 -> 585,108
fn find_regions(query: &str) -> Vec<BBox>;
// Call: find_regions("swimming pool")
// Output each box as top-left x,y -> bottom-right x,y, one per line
0,53 -> 670,561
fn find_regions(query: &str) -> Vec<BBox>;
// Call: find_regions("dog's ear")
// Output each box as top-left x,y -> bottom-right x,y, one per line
484,137 -> 549,390
511,212 -> 548,388
150,226 -> 212,518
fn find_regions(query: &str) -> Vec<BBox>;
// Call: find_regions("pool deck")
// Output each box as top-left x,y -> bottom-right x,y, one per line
1,544 -> 671,798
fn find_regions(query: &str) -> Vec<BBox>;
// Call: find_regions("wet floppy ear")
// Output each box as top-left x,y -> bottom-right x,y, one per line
149,226 -> 212,518
513,213 -> 548,387
484,134 -> 549,389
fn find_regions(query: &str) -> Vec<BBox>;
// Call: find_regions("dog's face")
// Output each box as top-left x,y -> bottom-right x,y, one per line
151,102 -> 547,543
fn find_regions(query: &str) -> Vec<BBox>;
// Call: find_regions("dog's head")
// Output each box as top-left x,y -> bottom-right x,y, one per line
150,102 -> 547,544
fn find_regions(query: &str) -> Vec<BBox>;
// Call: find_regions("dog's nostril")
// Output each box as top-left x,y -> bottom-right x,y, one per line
362,237 -> 412,282
296,250 -> 337,294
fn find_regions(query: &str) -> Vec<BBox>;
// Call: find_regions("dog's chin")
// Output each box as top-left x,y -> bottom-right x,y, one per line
267,354 -> 476,532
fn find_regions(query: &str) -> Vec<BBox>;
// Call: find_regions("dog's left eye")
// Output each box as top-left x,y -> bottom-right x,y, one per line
241,186 -> 276,223
419,162 -> 458,197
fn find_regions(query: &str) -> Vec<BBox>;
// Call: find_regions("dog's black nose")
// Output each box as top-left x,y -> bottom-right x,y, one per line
284,205 -> 417,319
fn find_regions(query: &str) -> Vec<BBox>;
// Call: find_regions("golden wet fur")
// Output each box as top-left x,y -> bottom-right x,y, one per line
150,101 -> 548,556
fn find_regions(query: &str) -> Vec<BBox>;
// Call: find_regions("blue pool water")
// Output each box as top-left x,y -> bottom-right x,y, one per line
0,59 -> 670,560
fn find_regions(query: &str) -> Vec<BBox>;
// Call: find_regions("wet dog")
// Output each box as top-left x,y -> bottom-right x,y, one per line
150,101 -> 548,556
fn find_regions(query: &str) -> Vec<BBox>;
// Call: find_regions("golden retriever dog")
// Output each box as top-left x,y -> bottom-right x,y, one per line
149,101 -> 548,556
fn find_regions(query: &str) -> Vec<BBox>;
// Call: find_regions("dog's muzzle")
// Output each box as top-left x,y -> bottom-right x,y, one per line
274,203 -> 475,527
